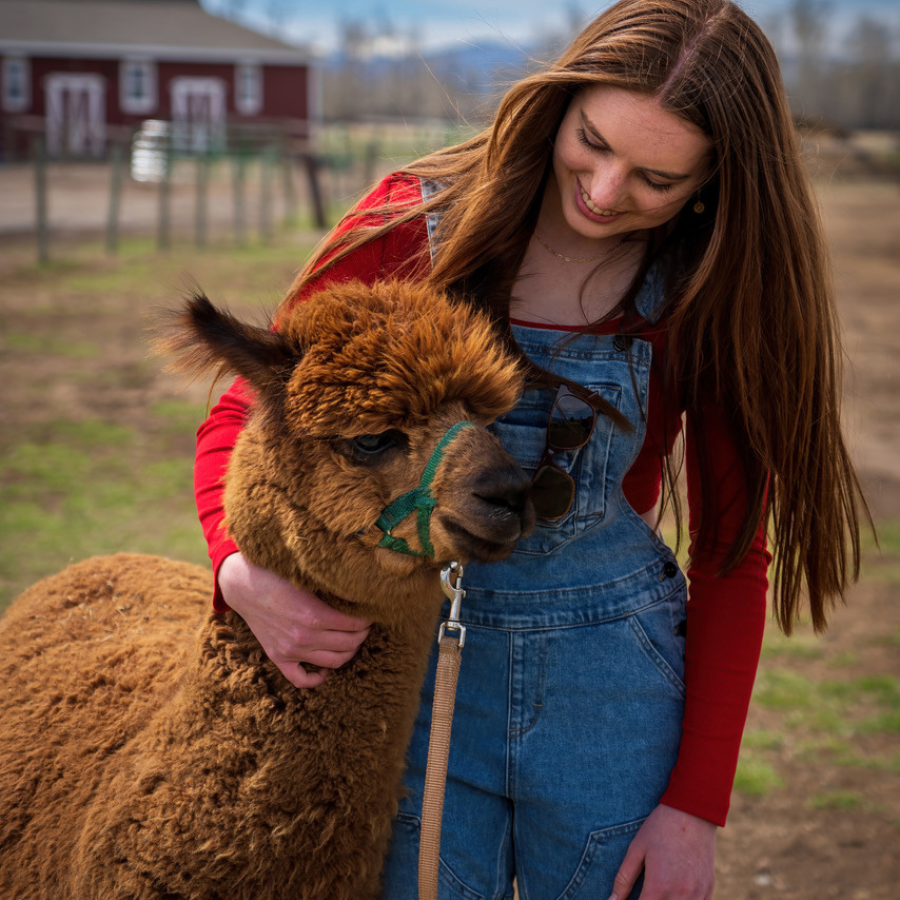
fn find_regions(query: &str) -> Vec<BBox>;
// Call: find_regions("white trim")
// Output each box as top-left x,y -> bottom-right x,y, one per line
169,77 -> 227,153
0,40 -> 308,65
2,56 -> 31,112
44,72 -> 106,158
234,62 -> 263,116
119,59 -> 157,115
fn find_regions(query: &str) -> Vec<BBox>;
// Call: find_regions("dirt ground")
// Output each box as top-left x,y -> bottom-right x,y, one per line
0,156 -> 312,241
0,155 -> 898,898
712,175 -> 900,900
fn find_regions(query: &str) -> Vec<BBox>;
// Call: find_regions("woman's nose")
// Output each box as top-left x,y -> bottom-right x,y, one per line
584,165 -> 627,210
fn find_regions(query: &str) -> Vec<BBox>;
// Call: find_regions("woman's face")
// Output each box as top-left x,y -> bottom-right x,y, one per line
548,85 -> 712,241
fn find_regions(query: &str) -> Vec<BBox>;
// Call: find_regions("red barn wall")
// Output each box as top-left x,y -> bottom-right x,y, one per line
1,54 -> 309,159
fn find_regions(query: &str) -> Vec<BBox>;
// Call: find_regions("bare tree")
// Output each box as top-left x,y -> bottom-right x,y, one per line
790,0 -> 832,120
840,15 -> 899,129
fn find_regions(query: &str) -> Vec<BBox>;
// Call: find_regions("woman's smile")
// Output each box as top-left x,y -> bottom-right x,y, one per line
576,182 -> 624,221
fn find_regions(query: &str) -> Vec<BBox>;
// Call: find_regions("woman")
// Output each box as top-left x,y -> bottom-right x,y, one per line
194,1 -> 867,897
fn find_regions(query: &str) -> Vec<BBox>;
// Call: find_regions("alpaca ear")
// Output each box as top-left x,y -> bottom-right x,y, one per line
157,292 -> 299,400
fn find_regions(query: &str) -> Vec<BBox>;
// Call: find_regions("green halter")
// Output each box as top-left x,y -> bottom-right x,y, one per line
375,421 -> 475,557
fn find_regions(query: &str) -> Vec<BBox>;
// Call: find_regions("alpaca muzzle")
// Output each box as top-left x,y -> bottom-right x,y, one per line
375,421 -> 476,557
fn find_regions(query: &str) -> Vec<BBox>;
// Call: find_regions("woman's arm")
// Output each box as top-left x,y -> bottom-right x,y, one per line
661,397 -> 770,825
218,553 -> 372,689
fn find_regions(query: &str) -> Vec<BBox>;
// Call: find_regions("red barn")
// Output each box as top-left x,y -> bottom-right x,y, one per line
0,0 -> 314,160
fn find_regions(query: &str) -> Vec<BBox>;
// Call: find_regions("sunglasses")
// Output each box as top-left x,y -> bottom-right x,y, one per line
531,384 -> 597,520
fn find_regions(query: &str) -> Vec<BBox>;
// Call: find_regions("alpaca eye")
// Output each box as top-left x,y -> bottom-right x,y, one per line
350,431 -> 399,456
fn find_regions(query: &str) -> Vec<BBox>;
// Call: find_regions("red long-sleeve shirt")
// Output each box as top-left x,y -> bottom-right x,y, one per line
194,173 -> 769,826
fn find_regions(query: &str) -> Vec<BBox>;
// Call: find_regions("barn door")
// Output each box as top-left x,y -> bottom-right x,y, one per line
45,73 -> 106,158
170,77 -> 226,153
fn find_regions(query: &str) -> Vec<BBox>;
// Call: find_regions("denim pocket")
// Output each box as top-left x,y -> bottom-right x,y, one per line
382,813 -> 485,900
554,817 -> 646,900
626,588 -> 687,697
489,383 -> 623,556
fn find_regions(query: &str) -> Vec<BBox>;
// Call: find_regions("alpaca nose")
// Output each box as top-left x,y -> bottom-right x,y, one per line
473,464 -> 532,518
430,431 -> 535,562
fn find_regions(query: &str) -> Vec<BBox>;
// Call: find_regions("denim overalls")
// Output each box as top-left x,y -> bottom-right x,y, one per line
382,263 -> 689,900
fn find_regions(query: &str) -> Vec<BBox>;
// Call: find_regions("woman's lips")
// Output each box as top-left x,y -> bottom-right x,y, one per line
576,183 -> 624,223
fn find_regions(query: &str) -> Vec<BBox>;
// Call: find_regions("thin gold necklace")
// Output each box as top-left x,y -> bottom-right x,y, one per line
533,231 -> 622,264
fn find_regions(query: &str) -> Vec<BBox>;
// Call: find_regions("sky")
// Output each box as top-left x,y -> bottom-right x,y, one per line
200,0 -> 900,55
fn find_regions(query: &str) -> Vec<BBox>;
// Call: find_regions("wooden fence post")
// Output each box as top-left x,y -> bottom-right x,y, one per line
302,153 -> 327,230
363,138 -> 380,188
232,152 -> 246,247
195,152 -> 209,247
32,134 -> 49,264
259,147 -> 274,245
157,140 -> 172,250
106,141 -> 124,254
281,136 -> 297,226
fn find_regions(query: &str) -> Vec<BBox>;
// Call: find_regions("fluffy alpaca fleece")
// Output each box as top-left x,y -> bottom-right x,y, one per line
0,280 -> 534,900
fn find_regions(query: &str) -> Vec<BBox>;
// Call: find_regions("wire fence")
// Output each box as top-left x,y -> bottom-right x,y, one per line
0,119 -> 475,264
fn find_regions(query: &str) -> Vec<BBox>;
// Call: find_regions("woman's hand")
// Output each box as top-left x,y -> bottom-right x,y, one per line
608,804 -> 717,900
218,552 -> 372,689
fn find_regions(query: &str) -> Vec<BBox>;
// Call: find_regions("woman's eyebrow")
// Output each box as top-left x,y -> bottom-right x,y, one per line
580,110 -> 692,181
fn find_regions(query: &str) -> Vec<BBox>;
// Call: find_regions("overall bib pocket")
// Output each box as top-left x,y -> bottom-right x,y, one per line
489,382 -> 623,555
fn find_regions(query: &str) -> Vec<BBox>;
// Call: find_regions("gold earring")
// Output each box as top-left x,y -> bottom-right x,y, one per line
693,197 -> 705,214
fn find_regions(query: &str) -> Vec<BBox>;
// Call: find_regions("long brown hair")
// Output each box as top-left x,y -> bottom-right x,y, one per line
283,0 -> 869,633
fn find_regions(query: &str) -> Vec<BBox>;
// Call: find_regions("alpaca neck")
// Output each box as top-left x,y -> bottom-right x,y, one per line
117,607 -> 443,899
197,606 -> 440,818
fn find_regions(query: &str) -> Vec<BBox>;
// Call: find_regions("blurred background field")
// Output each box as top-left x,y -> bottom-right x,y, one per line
0,135 -> 898,900
1,1 -> 899,897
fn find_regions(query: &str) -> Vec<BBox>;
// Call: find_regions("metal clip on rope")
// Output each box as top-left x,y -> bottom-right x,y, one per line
438,561 -> 466,648
419,561 -> 466,900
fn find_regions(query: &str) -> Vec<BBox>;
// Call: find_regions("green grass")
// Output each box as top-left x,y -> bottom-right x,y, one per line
859,711 -> 900,734
753,670 -> 819,711
864,518 -> 900,554
7,234 -> 317,309
861,519 -> 900,583
150,399 -> 214,431
3,333 -> 100,358
806,791 -> 867,811
869,628 -> 900,649
753,671 -> 900,722
740,729 -> 786,751
827,651 -> 859,668
760,631 -> 825,661
733,756 -> 784,796
0,234 -> 326,614
0,417 -> 206,612
746,666 -> 900,790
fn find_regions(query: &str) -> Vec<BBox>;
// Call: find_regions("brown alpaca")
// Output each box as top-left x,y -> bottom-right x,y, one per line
0,279 -> 534,900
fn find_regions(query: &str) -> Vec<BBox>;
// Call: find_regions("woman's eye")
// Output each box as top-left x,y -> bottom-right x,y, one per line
351,432 -> 399,456
643,176 -> 675,193
577,128 -> 605,152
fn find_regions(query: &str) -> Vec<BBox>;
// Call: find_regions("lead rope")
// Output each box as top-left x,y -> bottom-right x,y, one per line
418,561 -> 466,900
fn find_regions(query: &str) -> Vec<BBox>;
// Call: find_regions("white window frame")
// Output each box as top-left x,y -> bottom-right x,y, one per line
234,62 -> 263,116
2,56 -> 31,113
119,59 -> 157,115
